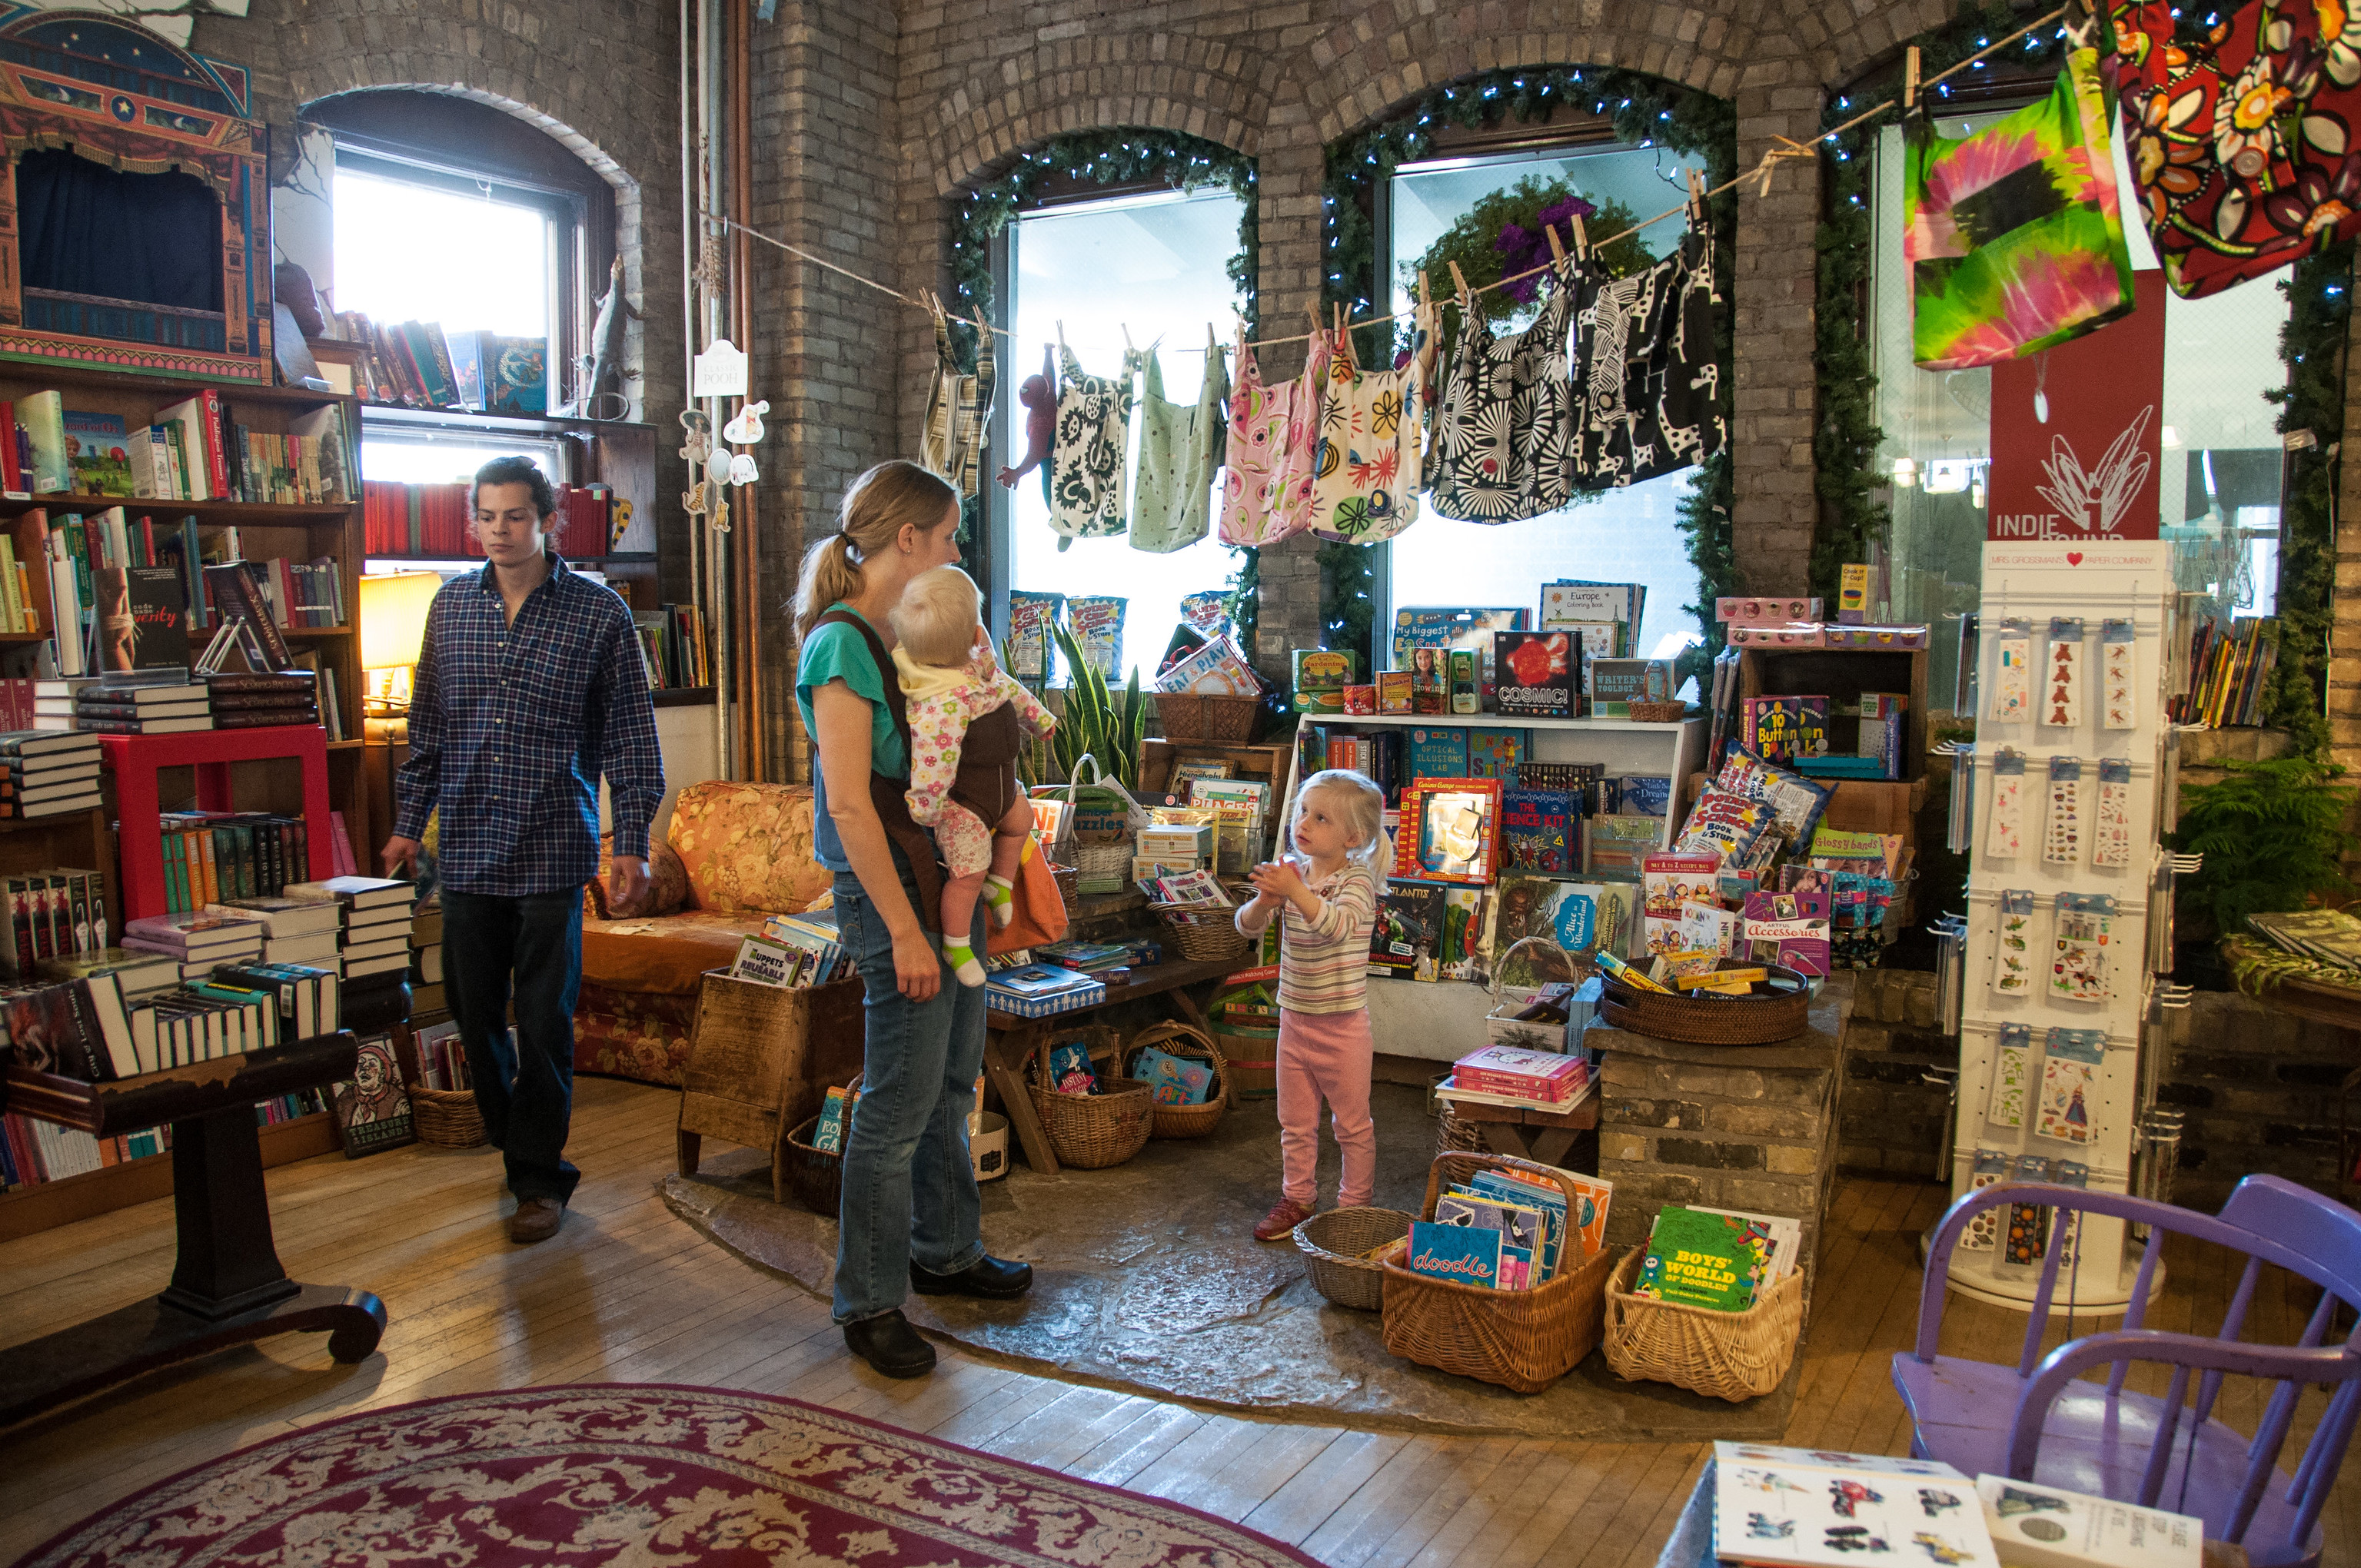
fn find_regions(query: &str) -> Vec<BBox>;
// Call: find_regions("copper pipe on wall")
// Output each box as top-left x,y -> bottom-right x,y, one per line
730,0 -> 760,779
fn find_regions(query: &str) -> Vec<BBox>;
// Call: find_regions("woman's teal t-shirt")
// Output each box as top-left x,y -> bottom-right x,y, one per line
796,604 -> 909,872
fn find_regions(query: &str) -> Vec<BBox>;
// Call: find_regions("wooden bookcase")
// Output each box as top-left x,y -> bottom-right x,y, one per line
356,404 -> 662,612
0,360 -> 369,833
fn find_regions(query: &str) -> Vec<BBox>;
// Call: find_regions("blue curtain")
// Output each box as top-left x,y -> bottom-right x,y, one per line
16,147 -> 222,311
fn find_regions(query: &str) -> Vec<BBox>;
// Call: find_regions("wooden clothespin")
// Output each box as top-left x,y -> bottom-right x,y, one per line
1306,303 -> 1325,341
1757,156 -> 1777,199
1447,260 -> 1471,312
1545,221 -> 1568,267
1904,46 -> 1922,113
1418,271 -> 1432,312
1687,168 -> 1707,223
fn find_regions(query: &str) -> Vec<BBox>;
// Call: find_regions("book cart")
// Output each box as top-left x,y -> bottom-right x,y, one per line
1945,540 -> 2181,1310
0,1032 -> 387,1425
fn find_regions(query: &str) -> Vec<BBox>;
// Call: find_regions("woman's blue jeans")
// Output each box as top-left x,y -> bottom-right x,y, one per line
830,865 -> 989,1324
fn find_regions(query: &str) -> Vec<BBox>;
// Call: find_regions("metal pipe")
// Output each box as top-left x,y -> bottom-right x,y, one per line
698,0 -> 731,780
732,0 -> 760,781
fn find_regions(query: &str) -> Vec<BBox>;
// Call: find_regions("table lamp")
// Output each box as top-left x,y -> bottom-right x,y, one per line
359,571 -> 443,722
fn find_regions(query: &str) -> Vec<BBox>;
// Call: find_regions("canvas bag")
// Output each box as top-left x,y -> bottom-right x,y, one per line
1305,306 -> 1433,544
1047,330 -> 1135,543
1428,260 -> 1581,523
1905,48 -> 2135,369
2108,0 -> 2361,297
987,828 -> 1068,955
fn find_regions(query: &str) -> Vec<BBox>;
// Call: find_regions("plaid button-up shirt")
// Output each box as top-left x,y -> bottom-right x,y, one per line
394,555 -> 663,896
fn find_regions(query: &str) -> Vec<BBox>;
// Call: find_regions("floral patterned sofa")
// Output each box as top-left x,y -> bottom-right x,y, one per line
576,780 -> 837,1085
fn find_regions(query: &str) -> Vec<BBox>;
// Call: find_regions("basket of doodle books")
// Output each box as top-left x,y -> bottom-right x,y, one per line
1377,1151 -> 1618,1394
783,1075 -> 863,1216
1601,1206 -> 1805,1402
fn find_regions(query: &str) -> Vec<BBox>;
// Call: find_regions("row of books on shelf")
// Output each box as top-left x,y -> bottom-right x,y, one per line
734,909 -> 854,988
150,810 -> 311,912
2169,611 -> 2279,728
641,603 -> 711,689
361,479 -> 626,560
1301,723 -> 1674,816
126,876 -> 417,985
41,669 -> 324,737
0,949 -> 343,1083
0,389 -> 351,507
327,312 -> 547,416
413,1018 -> 469,1091
0,1088 -> 330,1191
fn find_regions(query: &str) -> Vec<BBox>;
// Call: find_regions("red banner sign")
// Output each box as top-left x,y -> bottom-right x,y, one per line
1987,271 -> 2167,543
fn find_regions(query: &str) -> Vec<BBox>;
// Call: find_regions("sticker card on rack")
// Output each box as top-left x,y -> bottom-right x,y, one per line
1962,1148 -> 2010,1251
2043,756 -> 2083,865
1987,749 -> 2027,859
2037,1028 -> 2107,1144
1990,617 -> 2033,723
2049,892 -> 2117,1003
2101,619 -> 2137,729
2044,617 -> 2085,728
1988,1022 -> 2033,1129
2093,758 -> 2135,869
1993,888 -> 2037,995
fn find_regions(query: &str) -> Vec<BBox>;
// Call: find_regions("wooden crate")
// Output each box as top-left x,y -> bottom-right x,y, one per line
1734,646 -> 1930,784
674,969 -> 864,1203
1138,739 -> 1293,844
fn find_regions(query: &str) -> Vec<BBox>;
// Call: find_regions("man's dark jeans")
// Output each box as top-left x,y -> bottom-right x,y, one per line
442,887 -> 585,1205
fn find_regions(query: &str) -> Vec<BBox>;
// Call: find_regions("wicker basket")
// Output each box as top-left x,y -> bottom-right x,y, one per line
1152,900 -> 1253,964
1028,1025 -> 1155,1169
1601,1246 -> 1805,1401
1624,700 -> 1688,723
1380,1151 -> 1620,1394
1158,693 -> 1260,742
1050,862 -> 1081,903
1073,839 -> 1135,895
409,1084 -> 486,1148
1122,1021 -> 1229,1138
1295,1206 -> 1416,1311
1598,965 -> 1813,1045
1435,1105 -> 1489,1155
782,1073 -> 864,1217
1212,1022 -> 1278,1098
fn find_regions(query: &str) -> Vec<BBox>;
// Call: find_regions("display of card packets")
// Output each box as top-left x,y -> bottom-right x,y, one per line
1448,1043 -> 1588,1102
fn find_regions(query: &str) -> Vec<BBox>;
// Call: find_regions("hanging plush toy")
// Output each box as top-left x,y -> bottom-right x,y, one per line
995,343 -> 1056,503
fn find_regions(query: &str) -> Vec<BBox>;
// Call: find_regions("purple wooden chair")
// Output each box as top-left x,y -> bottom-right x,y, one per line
1894,1174 -> 2361,1568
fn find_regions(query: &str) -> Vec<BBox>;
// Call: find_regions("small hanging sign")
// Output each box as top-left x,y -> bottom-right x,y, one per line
693,337 -> 749,397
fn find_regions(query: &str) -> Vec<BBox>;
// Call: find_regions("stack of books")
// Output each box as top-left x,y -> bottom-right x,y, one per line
119,909 -> 264,982
412,1018 -> 467,1089
2247,909 -> 2361,975
211,960 -> 340,1039
0,731 -> 100,817
984,962 -> 1106,1018
208,892 -> 342,967
288,875 -> 414,980
756,909 -> 853,986
1435,1043 -> 1591,1108
75,677 -> 211,735
0,869 -> 108,973
36,945 -> 178,1002
1033,939 -> 1137,976
410,900 -> 444,1014
204,669 -> 317,731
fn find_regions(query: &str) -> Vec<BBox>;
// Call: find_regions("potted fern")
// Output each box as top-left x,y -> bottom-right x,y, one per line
2172,756 -> 2359,985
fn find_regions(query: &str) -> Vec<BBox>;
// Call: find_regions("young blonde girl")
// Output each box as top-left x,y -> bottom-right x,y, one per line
1235,769 -> 1388,1241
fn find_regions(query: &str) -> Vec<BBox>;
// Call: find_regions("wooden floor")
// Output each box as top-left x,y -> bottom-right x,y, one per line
2,1075 -> 2356,1567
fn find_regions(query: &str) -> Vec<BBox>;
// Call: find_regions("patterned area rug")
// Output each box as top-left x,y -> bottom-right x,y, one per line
16,1384 -> 1320,1567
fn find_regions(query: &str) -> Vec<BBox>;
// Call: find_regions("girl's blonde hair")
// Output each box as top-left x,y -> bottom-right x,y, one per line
1293,769 -> 1388,865
793,460 -> 957,639
889,565 -> 982,667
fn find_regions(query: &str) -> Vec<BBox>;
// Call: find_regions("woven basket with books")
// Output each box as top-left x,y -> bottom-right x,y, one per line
1121,1021 -> 1229,1138
1295,1206 -> 1415,1312
1027,1025 -> 1152,1169
1151,899 -> 1252,964
408,1084 -> 485,1148
782,1074 -> 863,1216
1380,1151 -> 1618,1394
1156,693 -> 1259,742
1601,1245 -> 1804,1401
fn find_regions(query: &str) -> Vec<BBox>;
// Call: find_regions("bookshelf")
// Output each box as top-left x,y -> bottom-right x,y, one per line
0,364 -> 368,833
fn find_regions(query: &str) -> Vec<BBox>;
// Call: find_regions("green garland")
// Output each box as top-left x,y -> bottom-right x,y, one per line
1318,66 -> 1737,681
941,130 -> 1262,633
2263,242 -> 2350,754
1811,1 -> 2337,710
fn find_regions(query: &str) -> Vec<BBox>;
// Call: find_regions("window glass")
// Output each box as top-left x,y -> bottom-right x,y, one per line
333,164 -> 552,340
1003,187 -> 1248,682
1871,115 -> 2290,703
1385,142 -> 1711,667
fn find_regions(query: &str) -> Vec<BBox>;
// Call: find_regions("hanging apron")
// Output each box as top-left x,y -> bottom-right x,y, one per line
1428,262 -> 1580,523
1047,331 -> 1134,544
1906,48 -> 2133,368
1305,311 -> 1428,544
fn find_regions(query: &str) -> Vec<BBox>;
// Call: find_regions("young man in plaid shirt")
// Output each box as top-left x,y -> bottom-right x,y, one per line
384,456 -> 663,1243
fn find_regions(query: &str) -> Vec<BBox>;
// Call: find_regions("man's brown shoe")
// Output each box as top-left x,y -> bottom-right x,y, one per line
509,1198 -> 564,1243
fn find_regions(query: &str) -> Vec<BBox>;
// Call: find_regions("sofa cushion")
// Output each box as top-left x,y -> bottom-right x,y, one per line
580,908 -> 770,994
667,781 -> 834,915
587,836 -> 691,919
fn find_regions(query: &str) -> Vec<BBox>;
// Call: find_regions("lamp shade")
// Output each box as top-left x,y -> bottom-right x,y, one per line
358,572 -> 444,671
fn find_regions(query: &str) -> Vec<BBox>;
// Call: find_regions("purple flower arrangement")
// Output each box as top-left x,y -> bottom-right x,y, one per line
1493,195 -> 1597,303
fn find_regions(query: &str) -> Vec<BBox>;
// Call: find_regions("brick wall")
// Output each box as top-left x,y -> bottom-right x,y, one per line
193,0 -> 691,606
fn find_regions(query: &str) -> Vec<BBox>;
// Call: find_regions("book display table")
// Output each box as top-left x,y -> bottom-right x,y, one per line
983,953 -> 1240,1176
0,1033 -> 387,1427
1438,1084 -> 1599,1165
101,726 -> 334,924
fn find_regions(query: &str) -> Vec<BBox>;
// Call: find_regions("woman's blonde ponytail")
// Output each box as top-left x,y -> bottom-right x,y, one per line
792,460 -> 958,639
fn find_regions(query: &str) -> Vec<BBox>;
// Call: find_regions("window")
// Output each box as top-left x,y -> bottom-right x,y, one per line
997,186 -> 1249,682
1385,141 -> 1712,669
1871,113 -> 2290,702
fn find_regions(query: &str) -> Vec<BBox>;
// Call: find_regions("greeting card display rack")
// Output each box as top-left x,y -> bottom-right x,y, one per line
1946,541 -> 2180,1310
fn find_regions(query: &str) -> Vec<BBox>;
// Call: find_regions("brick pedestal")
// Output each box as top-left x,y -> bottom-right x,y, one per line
1592,978 -> 1851,1297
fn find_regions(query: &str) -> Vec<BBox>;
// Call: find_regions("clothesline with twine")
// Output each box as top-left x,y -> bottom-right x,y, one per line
700,1 -> 2071,359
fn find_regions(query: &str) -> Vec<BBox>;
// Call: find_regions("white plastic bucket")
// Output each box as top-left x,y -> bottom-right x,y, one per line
970,1112 -> 1010,1182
